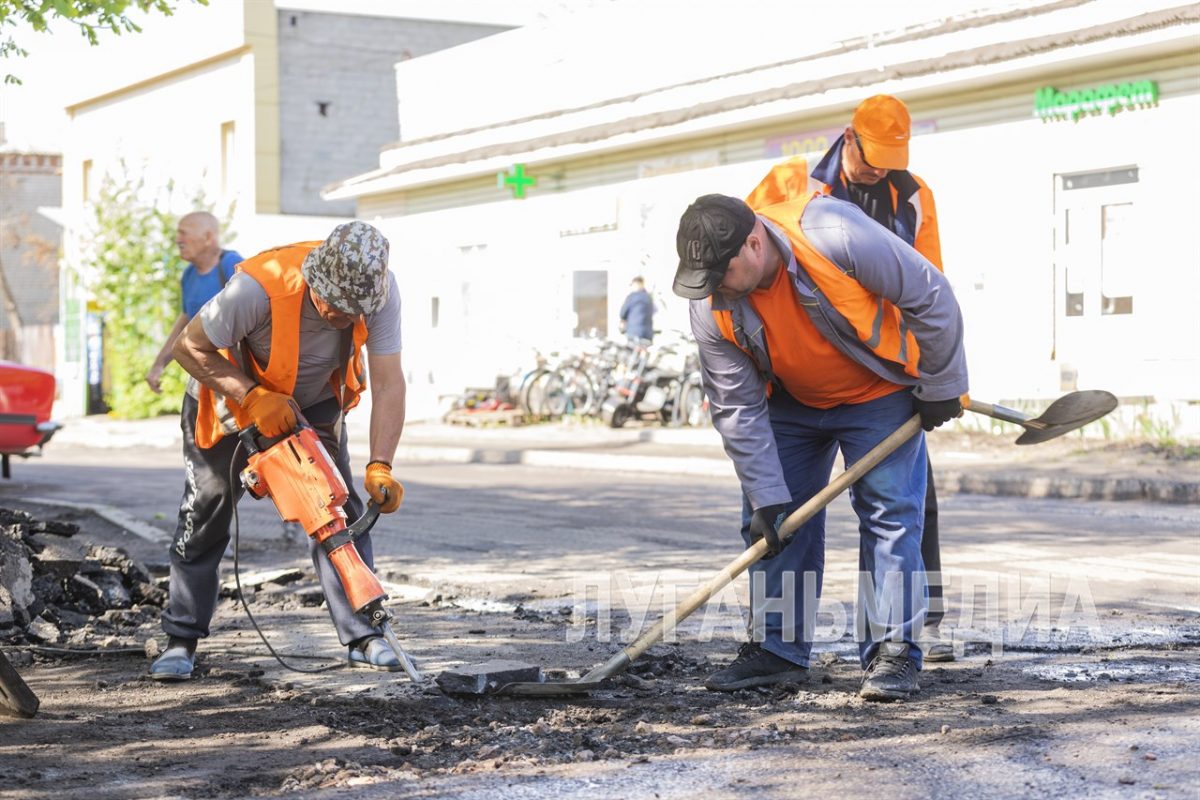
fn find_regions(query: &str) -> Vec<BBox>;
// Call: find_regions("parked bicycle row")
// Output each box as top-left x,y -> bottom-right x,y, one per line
503,331 -> 711,428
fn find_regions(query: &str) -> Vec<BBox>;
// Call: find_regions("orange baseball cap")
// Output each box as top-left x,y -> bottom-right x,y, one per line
852,95 -> 911,171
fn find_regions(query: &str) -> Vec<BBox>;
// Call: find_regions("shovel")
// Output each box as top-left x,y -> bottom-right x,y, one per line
966,390 -> 1117,445
438,389 -> 1118,697
0,650 -> 39,718
440,415 -> 923,696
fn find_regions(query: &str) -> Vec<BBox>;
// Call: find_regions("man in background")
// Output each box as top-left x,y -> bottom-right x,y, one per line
145,212 -> 242,393
619,276 -> 655,343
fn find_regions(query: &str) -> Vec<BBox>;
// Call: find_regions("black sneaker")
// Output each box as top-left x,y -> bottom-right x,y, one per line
704,642 -> 809,691
860,641 -> 920,701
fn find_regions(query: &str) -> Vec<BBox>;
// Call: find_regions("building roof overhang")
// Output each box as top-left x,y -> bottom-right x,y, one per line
324,2 -> 1200,202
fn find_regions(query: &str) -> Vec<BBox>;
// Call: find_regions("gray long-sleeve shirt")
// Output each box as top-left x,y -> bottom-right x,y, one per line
689,195 -> 968,510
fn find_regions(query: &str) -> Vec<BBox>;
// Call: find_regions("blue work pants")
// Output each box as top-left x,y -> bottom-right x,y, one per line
740,388 -> 928,670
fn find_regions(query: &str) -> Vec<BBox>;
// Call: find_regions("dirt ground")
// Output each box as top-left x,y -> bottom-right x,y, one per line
2,500 -> 1198,800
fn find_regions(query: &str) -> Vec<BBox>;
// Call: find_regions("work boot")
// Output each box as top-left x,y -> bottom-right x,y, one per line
860,641 -> 920,701
348,636 -> 402,672
704,642 -> 809,691
920,623 -> 956,662
149,636 -> 196,682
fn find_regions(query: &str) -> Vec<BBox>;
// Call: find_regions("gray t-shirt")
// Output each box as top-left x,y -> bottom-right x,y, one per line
189,270 -> 402,409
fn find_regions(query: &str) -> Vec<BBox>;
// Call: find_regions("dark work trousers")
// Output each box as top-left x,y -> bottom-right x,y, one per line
922,457 -> 944,628
161,393 -> 378,647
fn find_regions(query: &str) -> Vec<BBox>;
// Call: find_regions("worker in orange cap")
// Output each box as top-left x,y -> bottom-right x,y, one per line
746,94 -> 953,663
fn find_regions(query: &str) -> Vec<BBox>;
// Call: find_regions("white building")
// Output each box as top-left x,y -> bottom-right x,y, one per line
327,0 -> 1200,432
53,0 -> 510,415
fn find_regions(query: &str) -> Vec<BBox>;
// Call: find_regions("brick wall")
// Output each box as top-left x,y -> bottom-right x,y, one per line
277,11 -> 508,216
0,153 -> 62,367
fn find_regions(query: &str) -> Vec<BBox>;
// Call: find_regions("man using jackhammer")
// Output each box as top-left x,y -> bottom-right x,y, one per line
746,94 -> 955,662
672,191 -> 966,700
150,221 -> 407,680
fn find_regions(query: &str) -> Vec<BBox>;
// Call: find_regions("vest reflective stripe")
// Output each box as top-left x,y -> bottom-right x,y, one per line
909,186 -> 924,236
712,192 -> 922,384
194,242 -> 369,449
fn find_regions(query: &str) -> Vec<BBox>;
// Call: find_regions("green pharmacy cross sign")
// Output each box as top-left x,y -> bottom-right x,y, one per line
498,163 -> 536,198
1034,80 -> 1158,123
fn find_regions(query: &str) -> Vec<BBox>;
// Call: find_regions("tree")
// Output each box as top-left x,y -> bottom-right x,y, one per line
0,0 -> 207,84
80,168 -> 233,418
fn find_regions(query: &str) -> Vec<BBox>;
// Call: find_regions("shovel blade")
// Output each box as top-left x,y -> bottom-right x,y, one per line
490,678 -> 607,697
1016,390 -> 1118,445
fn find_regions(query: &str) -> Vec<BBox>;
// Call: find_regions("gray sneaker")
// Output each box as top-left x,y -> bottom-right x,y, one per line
149,637 -> 196,682
704,642 -> 809,692
348,636 -> 403,672
921,623 -> 955,662
860,642 -> 920,701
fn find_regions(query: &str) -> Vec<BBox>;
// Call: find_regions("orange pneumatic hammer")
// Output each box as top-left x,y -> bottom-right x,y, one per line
237,420 -> 421,681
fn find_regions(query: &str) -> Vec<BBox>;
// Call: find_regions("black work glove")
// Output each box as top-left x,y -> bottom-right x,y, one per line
749,504 -> 788,559
914,396 -> 963,432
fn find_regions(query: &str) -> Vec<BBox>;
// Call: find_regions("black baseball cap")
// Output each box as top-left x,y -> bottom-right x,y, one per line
673,194 -> 757,300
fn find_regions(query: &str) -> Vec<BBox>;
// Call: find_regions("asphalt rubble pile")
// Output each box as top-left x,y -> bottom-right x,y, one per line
0,507 -> 165,648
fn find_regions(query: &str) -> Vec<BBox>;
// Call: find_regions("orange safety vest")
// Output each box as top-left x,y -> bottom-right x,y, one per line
711,191 -> 922,389
194,242 -> 369,448
746,157 -> 943,272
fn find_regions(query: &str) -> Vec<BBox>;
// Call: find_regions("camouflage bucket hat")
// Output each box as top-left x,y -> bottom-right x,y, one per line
302,221 -> 391,315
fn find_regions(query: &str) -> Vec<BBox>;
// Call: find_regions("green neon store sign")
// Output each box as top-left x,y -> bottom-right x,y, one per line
1034,80 -> 1158,123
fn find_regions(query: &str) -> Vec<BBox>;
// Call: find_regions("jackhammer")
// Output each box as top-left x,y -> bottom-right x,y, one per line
236,419 -> 421,682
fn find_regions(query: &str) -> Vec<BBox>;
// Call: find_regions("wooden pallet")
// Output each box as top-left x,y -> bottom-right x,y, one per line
443,408 -> 526,427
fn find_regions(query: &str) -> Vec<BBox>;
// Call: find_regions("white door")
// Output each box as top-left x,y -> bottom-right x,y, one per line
1053,166 -> 1141,391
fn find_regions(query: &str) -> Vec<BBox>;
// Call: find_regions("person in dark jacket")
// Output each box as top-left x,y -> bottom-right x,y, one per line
619,276 -> 655,343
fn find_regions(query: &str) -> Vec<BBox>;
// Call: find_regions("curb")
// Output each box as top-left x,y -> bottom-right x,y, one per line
21,497 -> 172,543
936,470 -> 1200,505
392,445 -> 1199,505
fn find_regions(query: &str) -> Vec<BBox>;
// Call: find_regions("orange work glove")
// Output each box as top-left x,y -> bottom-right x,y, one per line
365,461 -> 404,513
240,385 -> 297,438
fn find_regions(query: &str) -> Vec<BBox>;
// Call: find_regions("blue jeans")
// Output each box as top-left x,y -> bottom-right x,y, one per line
740,388 -> 928,670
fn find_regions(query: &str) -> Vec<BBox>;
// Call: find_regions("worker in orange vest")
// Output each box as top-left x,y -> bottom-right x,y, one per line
673,189 -> 966,701
150,222 -> 407,681
746,94 -> 954,662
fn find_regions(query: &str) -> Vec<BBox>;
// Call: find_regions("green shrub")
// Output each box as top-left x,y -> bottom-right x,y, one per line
82,170 -> 231,418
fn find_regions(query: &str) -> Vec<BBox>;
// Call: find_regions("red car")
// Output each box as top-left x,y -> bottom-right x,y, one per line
0,361 -> 61,478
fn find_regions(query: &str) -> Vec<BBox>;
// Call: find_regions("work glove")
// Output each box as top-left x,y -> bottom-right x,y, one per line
748,504 -> 788,559
240,385 -> 297,438
914,396 -> 963,432
365,461 -> 404,513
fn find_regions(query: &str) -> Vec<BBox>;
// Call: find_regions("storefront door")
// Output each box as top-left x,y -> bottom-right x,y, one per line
1053,165 -> 1140,390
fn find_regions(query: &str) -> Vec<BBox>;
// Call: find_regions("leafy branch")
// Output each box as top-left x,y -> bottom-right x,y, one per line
0,0 -> 207,84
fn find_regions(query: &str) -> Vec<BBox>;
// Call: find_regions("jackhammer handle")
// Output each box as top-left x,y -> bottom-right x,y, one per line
237,407 -> 312,452
347,489 -> 386,541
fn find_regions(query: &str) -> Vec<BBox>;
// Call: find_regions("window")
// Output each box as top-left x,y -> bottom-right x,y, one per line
573,270 -> 608,337
220,121 -> 236,199
82,159 -> 93,203
1100,202 -> 1134,315
1063,208 -> 1083,317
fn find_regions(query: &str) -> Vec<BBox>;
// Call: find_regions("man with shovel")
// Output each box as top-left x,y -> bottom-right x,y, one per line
746,95 -> 955,661
672,191 -> 967,700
